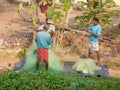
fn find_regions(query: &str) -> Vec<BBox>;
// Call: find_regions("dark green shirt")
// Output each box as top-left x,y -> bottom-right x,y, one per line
35,30 -> 52,48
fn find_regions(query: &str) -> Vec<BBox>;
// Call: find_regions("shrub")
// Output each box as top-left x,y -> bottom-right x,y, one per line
0,71 -> 120,90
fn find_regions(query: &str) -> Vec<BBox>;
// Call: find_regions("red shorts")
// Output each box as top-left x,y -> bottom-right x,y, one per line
37,48 -> 48,61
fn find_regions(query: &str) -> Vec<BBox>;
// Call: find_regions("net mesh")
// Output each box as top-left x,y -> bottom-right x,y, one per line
72,59 -> 101,74
21,41 -> 63,72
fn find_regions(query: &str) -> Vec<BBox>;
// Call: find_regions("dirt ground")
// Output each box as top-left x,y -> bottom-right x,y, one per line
0,0 -> 120,77
0,0 -> 33,69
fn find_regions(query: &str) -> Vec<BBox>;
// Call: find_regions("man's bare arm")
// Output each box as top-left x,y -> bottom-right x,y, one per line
90,31 -> 100,37
86,30 -> 100,37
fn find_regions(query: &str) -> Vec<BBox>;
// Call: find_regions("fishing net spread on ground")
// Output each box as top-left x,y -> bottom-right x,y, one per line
72,59 -> 101,74
21,41 -> 63,72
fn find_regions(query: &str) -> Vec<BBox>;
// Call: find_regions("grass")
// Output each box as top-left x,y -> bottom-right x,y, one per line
0,70 -> 120,90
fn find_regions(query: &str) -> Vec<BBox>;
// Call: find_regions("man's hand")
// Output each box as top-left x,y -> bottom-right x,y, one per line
86,30 -> 100,37
33,31 -> 36,36
36,30 -> 40,33
33,30 -> 39,38
86,30 -> 91,33
90,31 -> 100,37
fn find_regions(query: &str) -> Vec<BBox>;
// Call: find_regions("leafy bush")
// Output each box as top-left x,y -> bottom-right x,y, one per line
75,0 -> 120,27
0,71 -> 120,90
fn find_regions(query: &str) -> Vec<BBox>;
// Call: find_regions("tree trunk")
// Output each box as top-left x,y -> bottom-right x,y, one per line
65,5 -> 73,28
36,8 -> 40,23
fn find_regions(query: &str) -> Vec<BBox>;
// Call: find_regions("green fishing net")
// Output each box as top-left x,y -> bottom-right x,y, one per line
21,41 -> 63,72
72,59 -> 101,74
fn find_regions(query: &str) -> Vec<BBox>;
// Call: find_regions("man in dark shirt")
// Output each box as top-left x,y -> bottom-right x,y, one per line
35,25 -> 52,70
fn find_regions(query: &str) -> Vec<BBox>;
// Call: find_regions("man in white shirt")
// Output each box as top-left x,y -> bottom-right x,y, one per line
38,18 -> 55,36
33,18 -> 55,39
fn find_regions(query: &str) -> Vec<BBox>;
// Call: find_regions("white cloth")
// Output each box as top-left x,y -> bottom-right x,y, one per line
89,41 -> 99,52
38,24 -> 55,32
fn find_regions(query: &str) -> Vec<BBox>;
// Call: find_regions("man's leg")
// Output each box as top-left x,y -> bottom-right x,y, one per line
44,60 -> 48,71
88,49 -> 92,58
96,51 -> 100,66
36,59 -> 40,70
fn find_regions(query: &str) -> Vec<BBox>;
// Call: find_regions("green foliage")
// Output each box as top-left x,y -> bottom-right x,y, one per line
46,0 -> 72,22
19,48 -> 26,55
0,71 -> 120,90
46,6 -> 64,21
76,0 -> 119,26
104,0 -> 115,4
30,15 -> 36,26
17,3 -> 22,15
18,48 -> 26,60
29,2 -> 39,10
92,77 -> 120,90
17,8 -> 21,15
46,0 -> 73,47
60,0 -> 72,13
38,0 -> 47,6
17,0 -> 72,26
0,71 -> 72,90
29,0 -> 52,10
61,3 -> 71,11
28,0 -> 54,25
60,0 -> 72,4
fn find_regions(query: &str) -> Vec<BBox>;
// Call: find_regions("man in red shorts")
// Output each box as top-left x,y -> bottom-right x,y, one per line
35,25 -> 52,71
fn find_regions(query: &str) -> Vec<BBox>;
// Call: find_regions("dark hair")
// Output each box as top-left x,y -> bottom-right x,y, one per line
93,17 -> 99,23
46,17 -> 51,22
